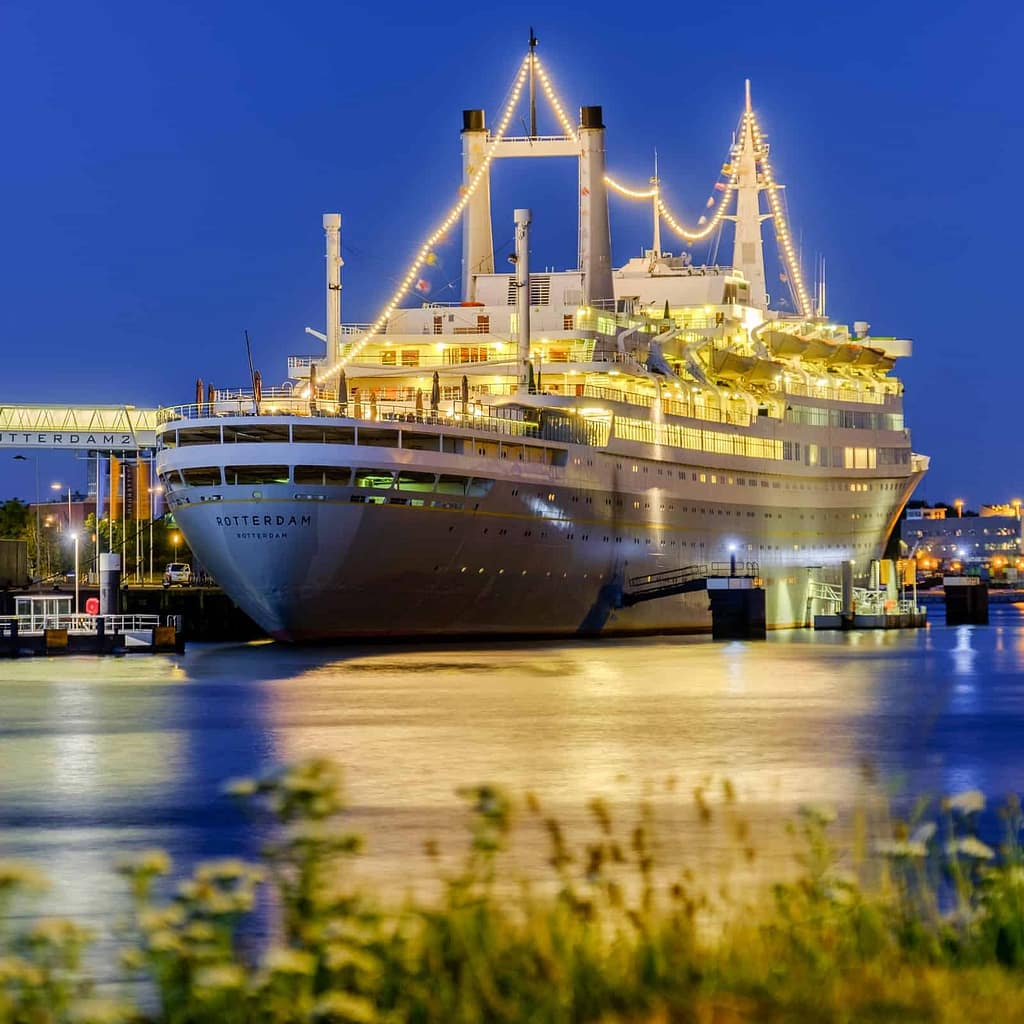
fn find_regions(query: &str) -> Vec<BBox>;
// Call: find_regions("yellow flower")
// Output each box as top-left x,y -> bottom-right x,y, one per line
312,991 -> 378,1023
194,964 -> 246,991
944,790 -> 986,815
264,948 -> 316,976
116,849 -> 171,877
946,836 -> 995,860
0,860 -> 49,893
66,998 -> 135,1023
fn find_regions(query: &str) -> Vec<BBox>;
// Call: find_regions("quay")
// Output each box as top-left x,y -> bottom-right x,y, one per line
0,613 -> 181,657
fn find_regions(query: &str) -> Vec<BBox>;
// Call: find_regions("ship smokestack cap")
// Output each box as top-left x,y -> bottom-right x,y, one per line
462,109 -> 486,132
579,105 -> 604,130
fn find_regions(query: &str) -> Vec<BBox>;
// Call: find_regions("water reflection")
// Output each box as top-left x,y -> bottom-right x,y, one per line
2,610 -> 1024,918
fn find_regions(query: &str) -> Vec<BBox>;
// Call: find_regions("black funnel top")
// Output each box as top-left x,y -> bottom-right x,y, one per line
579,105 -> 604,130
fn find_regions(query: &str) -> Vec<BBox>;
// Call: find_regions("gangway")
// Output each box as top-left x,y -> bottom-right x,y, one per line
621,561 -> 760,606
0,405 -> 158,450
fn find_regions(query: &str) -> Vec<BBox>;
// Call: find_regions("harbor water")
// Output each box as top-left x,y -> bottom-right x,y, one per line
2,606 -> 1024,928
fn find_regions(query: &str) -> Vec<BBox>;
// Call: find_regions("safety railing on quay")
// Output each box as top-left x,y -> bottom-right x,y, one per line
806,581 -> 919,616
0,613 -> 162,636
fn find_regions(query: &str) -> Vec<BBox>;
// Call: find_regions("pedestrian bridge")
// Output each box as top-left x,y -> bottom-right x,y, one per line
0,405 -> 158,450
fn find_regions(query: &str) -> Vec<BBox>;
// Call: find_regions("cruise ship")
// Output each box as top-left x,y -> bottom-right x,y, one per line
155,50 -> 926,641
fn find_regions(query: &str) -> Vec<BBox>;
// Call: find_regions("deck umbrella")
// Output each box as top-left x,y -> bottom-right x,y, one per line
528,362 -> 536,394
430,371 -> 440,413
195,377 -> 204,411
309,362 -> 318,414
461,374 -> 469,414
415,389 -> 424,419
338,369 -> 348,415
369,389 -> 378,421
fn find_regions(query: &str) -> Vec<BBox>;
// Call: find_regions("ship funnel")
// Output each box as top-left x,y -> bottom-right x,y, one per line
578,105 -> 613,306
461,108 -> 494,301
514,208 -> 531,395
323,214 -> 342,364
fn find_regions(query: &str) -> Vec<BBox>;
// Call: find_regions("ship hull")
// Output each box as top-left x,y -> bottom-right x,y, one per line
160,436 -> 923,641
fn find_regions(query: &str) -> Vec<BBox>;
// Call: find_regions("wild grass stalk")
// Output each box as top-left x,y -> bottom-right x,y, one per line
1,760 -> 1023,1021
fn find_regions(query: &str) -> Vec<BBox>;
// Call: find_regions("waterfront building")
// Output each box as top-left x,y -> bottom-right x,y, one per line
904,507 -> 1022,565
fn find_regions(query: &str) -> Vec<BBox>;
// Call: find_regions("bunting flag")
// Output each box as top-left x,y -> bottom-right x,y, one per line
415,279 -> 431,293
713,181 -> 726,192
697,215 -> 707,225
721,162 -> 734,176
425,252 -> 439,266
705,196 -> 715,208
779,272 -> 788,283
581,186 -> 591,197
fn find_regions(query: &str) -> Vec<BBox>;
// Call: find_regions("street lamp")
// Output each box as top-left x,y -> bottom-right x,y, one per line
954,498 -> 964,519
1013,498 -> 1021,521
172,532 -> 180,563
69,531 -> 80,613
51,481 -> 72,529
148,485 -> 164,584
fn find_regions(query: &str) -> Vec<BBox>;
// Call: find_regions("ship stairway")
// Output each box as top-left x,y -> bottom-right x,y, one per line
621,561 -> 760,607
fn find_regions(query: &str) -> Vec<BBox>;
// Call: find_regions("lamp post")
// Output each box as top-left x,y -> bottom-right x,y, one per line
1013,498 -> 1021,521
954,498 -> 964,519
51,481 -> 72,530
69,532 -> 80,613
172,532 -> 179,564
148,485 -> 163,585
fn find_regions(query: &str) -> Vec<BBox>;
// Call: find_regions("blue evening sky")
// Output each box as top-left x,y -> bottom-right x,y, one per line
0,0 -> 1017,506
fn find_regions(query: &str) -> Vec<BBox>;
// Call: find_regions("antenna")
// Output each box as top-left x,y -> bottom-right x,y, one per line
528,27 -> 538,137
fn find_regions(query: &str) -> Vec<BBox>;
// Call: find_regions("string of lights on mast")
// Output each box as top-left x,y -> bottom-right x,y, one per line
318,46 -> 814,385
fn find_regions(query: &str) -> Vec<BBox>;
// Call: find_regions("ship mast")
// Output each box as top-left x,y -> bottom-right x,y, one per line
730,80 -> 769,311
528,27 -> 538,137
651,150 -> 661,258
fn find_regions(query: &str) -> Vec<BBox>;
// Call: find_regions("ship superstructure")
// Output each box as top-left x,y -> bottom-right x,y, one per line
154,46 -> 926,641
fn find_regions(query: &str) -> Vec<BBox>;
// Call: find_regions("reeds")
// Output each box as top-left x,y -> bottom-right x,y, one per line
2,759 -> 1024,1022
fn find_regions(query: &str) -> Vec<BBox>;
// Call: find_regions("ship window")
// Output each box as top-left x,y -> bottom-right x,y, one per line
400,349 -> 420,367
436,474 -> 468,495
160,431 -> 178,449
161,470 -> 185,490
548,449 -> 569,467
353,469 -> 395,489
380,350 -> 397,366
178,427 -> 222,446
224,465 -> 289,485
357,428 -> 399,447
397,471 -> 437,492
401,432 -> 441,452
294,465 -> 351,486
222,424 -> 291,444
467,478 -> 494,497
293,425 -> 355,444
182,467 -> 223,486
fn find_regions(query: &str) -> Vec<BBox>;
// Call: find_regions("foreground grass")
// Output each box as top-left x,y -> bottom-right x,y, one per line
2,762 -> 1024,1022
